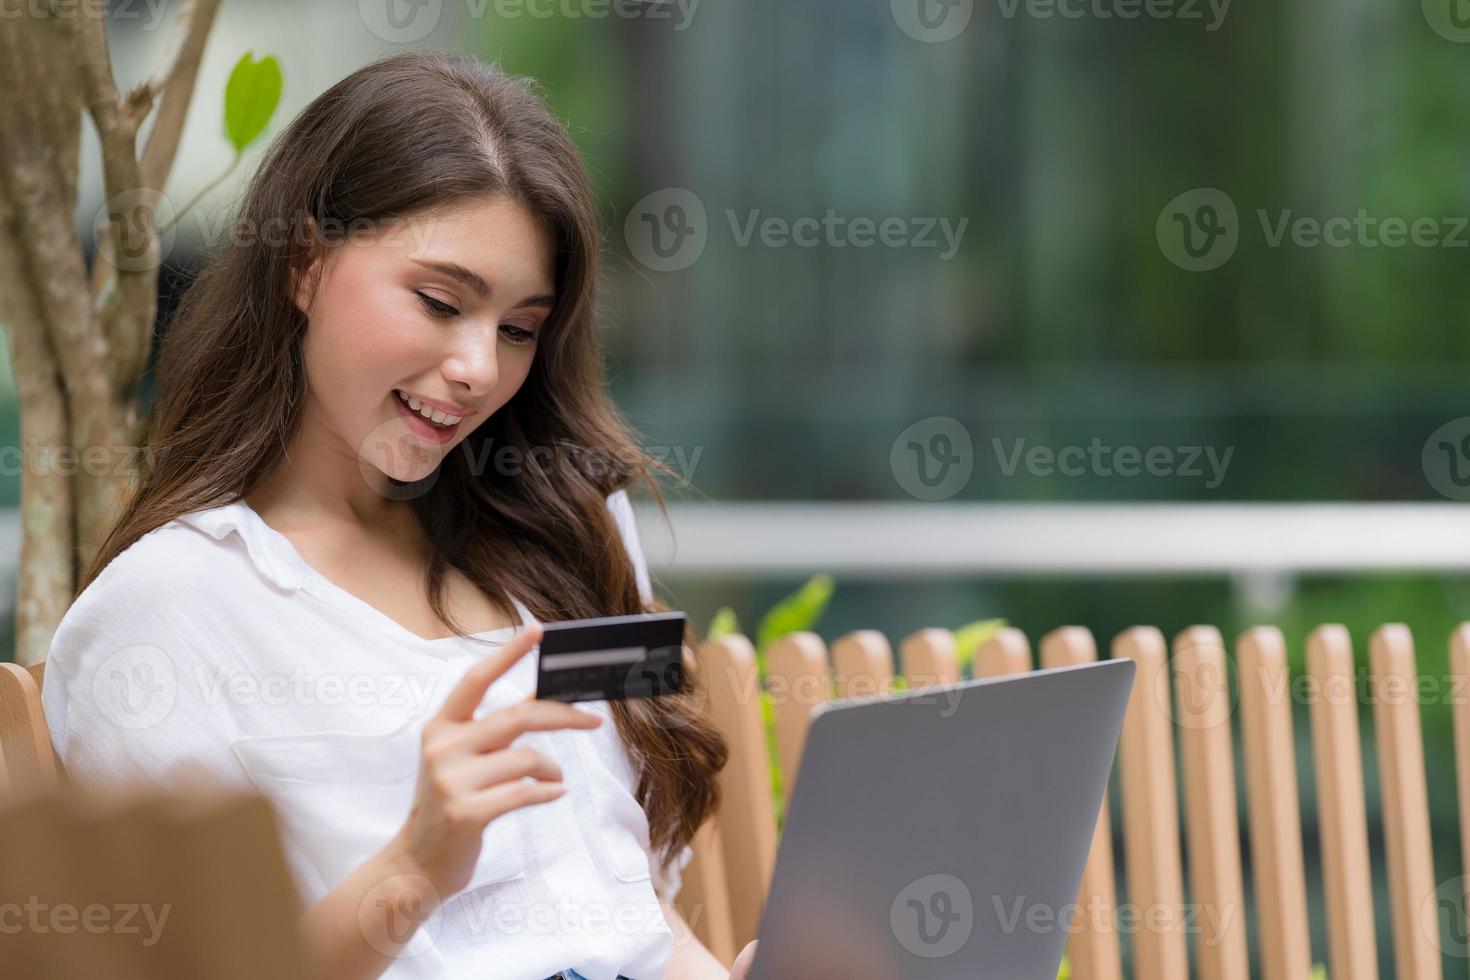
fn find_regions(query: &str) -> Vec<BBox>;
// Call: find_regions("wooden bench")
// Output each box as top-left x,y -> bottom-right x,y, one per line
5,623 -> 1463,979
677,622 -> 1463,980
0,661 -> 60,797
0,661 -> 316,977
0,784 -> 315,978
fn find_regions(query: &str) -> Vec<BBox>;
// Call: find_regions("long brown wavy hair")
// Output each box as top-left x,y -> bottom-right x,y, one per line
80,48 -> 726,877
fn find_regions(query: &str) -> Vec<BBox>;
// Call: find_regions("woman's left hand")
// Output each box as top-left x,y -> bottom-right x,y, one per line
729,940 -> 758,979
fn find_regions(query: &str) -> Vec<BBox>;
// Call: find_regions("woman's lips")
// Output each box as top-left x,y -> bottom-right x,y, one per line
392,391 -> 460,444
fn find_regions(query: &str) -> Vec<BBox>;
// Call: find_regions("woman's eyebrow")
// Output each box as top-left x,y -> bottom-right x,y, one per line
410,257 -> 554,307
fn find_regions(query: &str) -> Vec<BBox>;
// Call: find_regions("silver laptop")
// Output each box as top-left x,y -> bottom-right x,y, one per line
745,657 -> 1136,980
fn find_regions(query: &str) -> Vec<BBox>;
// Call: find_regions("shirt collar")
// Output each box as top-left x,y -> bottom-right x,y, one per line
175,498 -> 309,593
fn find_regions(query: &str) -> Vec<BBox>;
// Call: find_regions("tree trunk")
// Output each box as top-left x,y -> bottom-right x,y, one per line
0,2 -> 221,666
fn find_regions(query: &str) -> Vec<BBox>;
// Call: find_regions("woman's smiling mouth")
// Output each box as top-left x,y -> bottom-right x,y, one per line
393,388 -> 463,444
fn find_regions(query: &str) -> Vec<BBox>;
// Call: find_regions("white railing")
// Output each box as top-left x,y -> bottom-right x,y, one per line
632,502 -> 1470,576
3,503 -> 1468,618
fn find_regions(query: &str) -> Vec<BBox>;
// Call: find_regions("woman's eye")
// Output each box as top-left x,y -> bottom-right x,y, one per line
501,324 -> 538,345
414,291 -> 459,317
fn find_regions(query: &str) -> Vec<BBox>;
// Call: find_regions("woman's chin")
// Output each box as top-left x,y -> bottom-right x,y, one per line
384,464 -> 437,484
366,463 -> 440,501
354,416 -> 452,492
355,443 -> 443,499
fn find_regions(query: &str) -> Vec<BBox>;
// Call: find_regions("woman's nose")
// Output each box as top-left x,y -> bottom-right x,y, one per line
442,337 -> 499,394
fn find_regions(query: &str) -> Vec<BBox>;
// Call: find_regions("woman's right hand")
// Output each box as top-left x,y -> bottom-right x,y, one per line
385,621 -> 604,900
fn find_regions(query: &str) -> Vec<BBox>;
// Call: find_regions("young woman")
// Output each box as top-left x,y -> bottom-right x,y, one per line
42,49 -> 757,980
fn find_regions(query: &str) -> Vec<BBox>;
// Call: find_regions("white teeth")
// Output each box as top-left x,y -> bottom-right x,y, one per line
395,390 -> 462,427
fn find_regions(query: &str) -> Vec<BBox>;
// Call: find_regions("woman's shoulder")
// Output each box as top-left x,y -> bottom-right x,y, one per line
49,501 -> 283,668
41,503 -> 272,784
77,501 -> 268,600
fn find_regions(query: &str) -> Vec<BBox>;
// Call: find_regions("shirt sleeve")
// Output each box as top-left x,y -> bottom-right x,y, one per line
41,538 -> 254,800
606,487 -> 654,608
650,841 -> 695,905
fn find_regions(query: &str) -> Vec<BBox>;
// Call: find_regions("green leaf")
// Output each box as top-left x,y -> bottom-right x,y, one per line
706,606 -> 741,639
1310,964 -> 1328,980
755,574 -> 834,653
762,689 -> 783,826
954,617 -> 1008,671
753,574 -> 832,822
225,53 -> 283,154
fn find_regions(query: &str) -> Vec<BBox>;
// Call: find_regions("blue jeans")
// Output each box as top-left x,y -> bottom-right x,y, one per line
543,972 -> 634,980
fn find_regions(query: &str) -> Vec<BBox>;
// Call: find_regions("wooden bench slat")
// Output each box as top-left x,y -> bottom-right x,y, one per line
1173,625 -> 1249,980
679,815 -> 737,964
0,661 -> 60,801
1237,626 -> 1313,980
1452,625 -> 1470,976
830,629 -> 894,701
698,634 -> 778,951
1114,626 -> 1190,980
974,626 -> 1033,678
1307,625 -> 1381,980
765,632 -> 829,810
900,627 -> 959,689
1041,626 -> 1123,980
1368,625 -> 1442,980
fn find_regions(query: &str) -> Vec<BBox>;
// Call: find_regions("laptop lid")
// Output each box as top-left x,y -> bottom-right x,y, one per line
746,657 -> 1136,980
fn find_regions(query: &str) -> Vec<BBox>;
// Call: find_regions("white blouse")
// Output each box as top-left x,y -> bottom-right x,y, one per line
41,489 -> 692,980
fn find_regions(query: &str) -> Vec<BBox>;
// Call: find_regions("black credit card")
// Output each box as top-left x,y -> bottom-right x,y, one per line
534,610 -> 687,703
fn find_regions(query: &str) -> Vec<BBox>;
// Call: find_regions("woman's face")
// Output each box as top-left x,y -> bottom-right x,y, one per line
292,193 -> 556,489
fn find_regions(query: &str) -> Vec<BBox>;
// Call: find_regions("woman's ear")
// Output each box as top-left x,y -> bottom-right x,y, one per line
289,254 -> 320,318
289,216 -> 323,317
